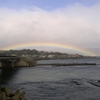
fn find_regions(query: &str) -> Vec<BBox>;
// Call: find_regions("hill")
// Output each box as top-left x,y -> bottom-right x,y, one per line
0,49 -> 84,60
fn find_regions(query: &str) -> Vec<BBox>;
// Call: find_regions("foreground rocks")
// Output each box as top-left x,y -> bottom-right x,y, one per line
0,86 -> 27,100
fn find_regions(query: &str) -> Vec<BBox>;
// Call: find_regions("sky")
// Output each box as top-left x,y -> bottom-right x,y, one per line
0,0 -> 100,56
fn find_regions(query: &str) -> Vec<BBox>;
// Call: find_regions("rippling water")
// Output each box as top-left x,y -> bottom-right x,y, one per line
0,58 -> 100,100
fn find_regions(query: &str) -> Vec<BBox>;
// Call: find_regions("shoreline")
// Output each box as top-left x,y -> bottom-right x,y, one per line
37,63 -> 96,66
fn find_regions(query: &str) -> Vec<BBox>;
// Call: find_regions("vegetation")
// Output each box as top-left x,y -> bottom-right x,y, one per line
0,49 -> 84,60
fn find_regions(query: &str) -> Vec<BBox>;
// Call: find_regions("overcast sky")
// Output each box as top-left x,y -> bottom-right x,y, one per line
0,0 -> 100,56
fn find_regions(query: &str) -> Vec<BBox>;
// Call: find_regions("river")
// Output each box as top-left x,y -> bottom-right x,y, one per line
0,58 -> 100,100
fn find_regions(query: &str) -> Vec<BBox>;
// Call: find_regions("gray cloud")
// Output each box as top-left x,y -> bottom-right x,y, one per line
0,3 -> 100,55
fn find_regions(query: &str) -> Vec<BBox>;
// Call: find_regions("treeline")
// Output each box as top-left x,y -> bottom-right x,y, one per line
0,49 -> 84,60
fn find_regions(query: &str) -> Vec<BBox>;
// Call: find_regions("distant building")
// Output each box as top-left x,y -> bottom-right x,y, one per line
47,55 -> 55,58
40,55 -> 46,58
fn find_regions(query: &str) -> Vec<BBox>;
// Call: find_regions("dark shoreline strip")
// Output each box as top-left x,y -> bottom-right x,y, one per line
37,63 -> 96,66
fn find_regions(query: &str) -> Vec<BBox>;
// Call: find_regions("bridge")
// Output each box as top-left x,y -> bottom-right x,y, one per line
0,56 -> 20,68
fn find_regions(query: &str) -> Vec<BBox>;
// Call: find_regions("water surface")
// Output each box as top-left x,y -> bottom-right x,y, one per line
0,58 -> 100,100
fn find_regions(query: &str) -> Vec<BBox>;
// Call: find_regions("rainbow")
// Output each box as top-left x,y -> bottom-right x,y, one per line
0,42 -> 96,56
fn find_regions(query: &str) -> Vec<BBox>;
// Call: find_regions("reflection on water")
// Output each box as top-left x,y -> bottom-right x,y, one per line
0,69 -> 19,85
